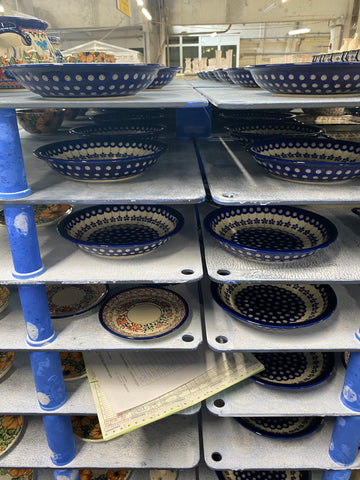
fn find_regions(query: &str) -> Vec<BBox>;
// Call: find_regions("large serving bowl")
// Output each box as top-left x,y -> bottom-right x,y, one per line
211,282 -> 337,329
226,67 -> 260,88
57,204 -> 184,258
5,63 -> 161,98
245,62 -> 360,95
68,123 -> 166,138
16,108 -> 66,134
33,137 -> 167,182
248,137 -> 360,183
147,66 -> 180,89
204,205 -> 338,263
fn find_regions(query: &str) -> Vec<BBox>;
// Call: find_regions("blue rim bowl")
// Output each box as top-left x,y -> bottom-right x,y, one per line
68,123 -> 167,138
226,67 -> 260,88
147,66 -> 181,89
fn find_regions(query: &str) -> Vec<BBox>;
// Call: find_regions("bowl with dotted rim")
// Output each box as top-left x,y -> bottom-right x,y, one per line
226,67 -> 260,88
215,469 -> 311,480
204,205 -> 338,263
33,136 -> 167,182
4,63 -> 161,98
147,66 -> 181,89
57,204 -> 184,258
248,136 -> 360,183
234,416 -> 323,438
245,62 -> 360,95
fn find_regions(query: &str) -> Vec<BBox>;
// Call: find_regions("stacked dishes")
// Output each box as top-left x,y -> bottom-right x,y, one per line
226,67 -> 260,88
147,66 -> 181,89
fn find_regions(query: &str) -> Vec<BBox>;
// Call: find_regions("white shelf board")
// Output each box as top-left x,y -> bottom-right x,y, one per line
0,283 -> 202,350
202,282 -> 360,352
7,134 -> 205,205
202,411 -> 360,471
205,355 -> 360,417
0,205 -> 203,284
195,86 -> 360,110
196,139 -> 360,205
200,204 -> 360,283
0,415 -> 200,469
38,469 -> 197,480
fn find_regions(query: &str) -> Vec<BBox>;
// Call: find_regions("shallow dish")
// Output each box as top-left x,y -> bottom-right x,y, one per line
214,69 -> 234,84
211,282 -> 337,329
204,205 -> 338,263
0,286 -> 10,315
252,351 -> 335,388
234,416 -> 323,438
0,415 -> 24,457
0,469 -> 34,480
71,415 -> 103,442
147,66 -> 181,89
33,137 -> 167,182
57,204 -> 184,258
69,123 -> 166,138
0,204 -> 72,227
79,469 -> 131,480
249,137 -> 360,183
46,284 -> 109,318
245,62 -> 360,95
5,63 -> 161,98
60,351 -> 87,381
0,352 -> 15,381
226,67 -> 260,88
216,470 -> 310,480
99,286 -> 189,340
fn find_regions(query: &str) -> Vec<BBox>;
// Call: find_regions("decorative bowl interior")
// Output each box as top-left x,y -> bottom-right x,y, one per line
33,136 -> 167,182
16,108 -> 66,134
226,67 -> 260,88
234,416 -> 323,438
245,62 -> 360,95
147,66 -> 180,89
5,63 -> 161,98
249,137 -> 360,183
211,282 -> 337,329
57,204 -> 184,258
204,205 -> 338,262
69,123 -> 166,138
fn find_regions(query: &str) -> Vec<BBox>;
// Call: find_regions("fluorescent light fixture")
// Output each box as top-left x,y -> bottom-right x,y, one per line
281,0 -> 288,3
141,7 -> 152,20
0,5 -> 4,12
210,32 -> 217,37
136,0 -> 144,6
288,27 -> 311,35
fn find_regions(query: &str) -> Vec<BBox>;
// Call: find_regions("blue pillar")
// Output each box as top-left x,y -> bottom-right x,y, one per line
341,351 -> 360,411
329,416 -> 360,466
176,105 -> 212,138
322,471 -> 352,480
54,470 -> 80,480
43,416 -> 76,466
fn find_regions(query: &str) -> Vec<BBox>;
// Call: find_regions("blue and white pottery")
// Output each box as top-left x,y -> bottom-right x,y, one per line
5,63 -> 161,98
252,351 -> 335,388
226,67 -> 260,88
211,282 -> 337,329
204,205 -> 338,262
245,62 -> 360,95
216,69 -> 234,84
249,137 -> 360,183
218,109 -> 295,122
68,123 -> 166,138
57,204 -> 184,258
147,66 -> 181,89
234,416 -> 323,438
33,136 -> 167,182
352,207 -> 360,217
216,470 -> 310,480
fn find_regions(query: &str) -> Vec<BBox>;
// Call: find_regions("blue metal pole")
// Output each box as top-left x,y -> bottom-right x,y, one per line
329,416 -> 360,466
322,471 -> 352,480
43,415 -> 76,466
53,470 -> 80,480
341,351 -> 360,411
0,108 -> 31,199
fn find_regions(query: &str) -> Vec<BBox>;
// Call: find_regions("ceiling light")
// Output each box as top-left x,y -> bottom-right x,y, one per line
0,5 -> 4,12
141,7 -> 152,20
288,27 -> 311,35
210,32 -> 217,37
281,0 -> 288,3
136,0 -> 144,6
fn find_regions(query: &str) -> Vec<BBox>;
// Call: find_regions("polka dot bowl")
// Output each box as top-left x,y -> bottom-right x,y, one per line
57,204 -> 184,258
204,205 -> 338,263
245,62 -> 360,95
4,63 -> 161,98
68,123 -> 167,139
226,67 -> 260,88
33,136 -> 167,182
147,66 -> 181,89
248,136 -> 360,183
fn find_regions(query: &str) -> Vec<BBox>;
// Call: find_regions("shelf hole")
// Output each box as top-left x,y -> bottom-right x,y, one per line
222,193 -> 236,198
211,452 -> 222,462
181,269 -> 194,275
215,335 -> 228,344
182,334 -> 194,343
214,398 -> 225,408
217,269 -> 230,276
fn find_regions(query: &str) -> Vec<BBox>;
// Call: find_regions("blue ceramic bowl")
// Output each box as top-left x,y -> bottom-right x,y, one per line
234,416 -> 323,439
147,66 -> 181,89
5,63 -> 161,98
215,69 -> 234,84
33,137 -> 167,182
204,205 -> 338,263
57,204 -> 184,258
68,123 -> 167,138
226,67 -> 260,88
245,62 -> 360,95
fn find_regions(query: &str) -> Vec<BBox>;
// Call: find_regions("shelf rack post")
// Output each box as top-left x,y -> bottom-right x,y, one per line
53,470 -> 80,480
340,351 -> 360,411
322,470 -> 351,480
328,416 -> 360,466
43,415 -> 76,466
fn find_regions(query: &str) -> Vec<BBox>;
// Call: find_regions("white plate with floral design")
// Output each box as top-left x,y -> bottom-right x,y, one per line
0,415 -> 24,457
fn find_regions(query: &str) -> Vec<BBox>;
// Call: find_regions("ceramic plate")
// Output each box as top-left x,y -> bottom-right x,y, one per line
0,415 -> 24,457
0,469 -> 34,480
60,352 -> 86,381
0,287 -> 10,315
252,352 -> 335,388
235,416 -> 323,438
216,470 -> 310,480
79,469 -> 131,480
0,352 -> 15,381
46,284 -> 109,318
71,415 -> 103,442
149,470 -> 178,480
99,286 -> 189,340
0,204 -> 72,227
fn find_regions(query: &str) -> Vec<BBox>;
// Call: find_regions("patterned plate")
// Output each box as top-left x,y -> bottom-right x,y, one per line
235,416 -> 323,438
46,284 -> 109,318
0,415 -> 24,457
60,352 -> 86,381
71,415 -> 103,442
0,287 -> 10,315
211,282 -> 337,329
0,469 -> 34,480
216,471 -> 310,480
150,471 -> 178,480
0,352 -> 15,381
0,204 -> 72,227
99,286 -> 189,340
79,469 -> 131,480
252,352 -> 335,388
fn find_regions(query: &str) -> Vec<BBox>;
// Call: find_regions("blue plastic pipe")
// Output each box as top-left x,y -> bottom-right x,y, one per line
53,470 -> 80,480
322,470 -> 352,480
43,415 -> 76,466
0,108 -> 31,198
2,204 -> 44,279
329,416 -> 360,466
341,351 -> 360,411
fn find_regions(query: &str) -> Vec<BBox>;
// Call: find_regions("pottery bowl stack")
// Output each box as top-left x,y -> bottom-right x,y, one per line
226,67 -> 260,88
147,66 -> 181,89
